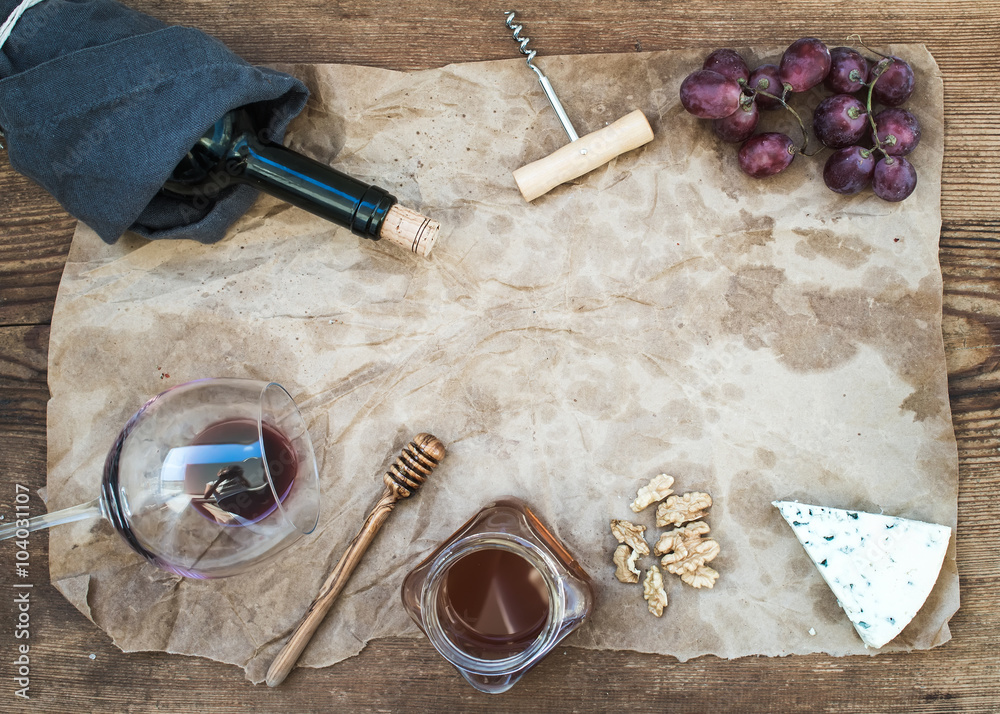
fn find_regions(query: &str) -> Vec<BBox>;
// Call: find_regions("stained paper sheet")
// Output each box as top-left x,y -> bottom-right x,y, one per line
45,47 -> 956,682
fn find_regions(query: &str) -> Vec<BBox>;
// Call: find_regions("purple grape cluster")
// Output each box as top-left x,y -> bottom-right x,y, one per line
679,39 -> 920,202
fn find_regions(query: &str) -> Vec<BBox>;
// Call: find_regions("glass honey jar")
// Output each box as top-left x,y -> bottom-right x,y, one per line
401,498 -> 594,693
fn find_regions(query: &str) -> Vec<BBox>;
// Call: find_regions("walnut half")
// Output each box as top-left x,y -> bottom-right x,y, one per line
611,519 -> 650,555
655,492 -> 712,528
654,521 -> 721,589
643,565 -> 669,617
614,544 -> 641,584
630,473 -> 675,513
681,565 -> 719,589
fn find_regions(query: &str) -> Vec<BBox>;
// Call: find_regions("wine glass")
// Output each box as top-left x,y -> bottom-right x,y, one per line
0,378 -> 320,578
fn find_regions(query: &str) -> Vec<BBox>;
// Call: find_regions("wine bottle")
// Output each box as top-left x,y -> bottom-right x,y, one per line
162,107 -> 439,256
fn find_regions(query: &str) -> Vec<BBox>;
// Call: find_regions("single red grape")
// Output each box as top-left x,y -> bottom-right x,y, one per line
679,69 -> 742,119
825,47 -> 867,94
872,107 -> 921,155
813,94 -> 869,149
823,146 -> 876,194
869,57 -> 915,106
703,49 -> 751,83
779,37 -> 832,92
713,102 -> 759,143
748,64 -> 783,109
872,156 -> 917,201
738,133 -> 796,178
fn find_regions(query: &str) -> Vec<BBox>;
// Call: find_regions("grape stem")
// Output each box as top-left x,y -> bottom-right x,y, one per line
846,34 -> 889,60
865,57 -> 896,162
755,88 -> 811,155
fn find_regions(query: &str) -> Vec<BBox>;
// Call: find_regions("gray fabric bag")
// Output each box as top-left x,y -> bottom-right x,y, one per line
0,0 -> 309,243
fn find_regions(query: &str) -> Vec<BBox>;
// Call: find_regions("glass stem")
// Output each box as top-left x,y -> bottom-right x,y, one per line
0,497 -> 104,540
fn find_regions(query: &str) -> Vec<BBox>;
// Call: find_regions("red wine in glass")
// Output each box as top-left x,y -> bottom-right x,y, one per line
184,419 -> 298,526
3,379 -> 319,580
96,379 -> 318,578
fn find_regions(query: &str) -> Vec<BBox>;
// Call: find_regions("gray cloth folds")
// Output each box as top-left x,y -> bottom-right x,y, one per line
0,0 -> 308,243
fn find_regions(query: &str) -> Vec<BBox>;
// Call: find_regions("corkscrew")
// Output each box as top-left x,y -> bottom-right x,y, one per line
502,10 -> 655,202
504,11 -> 579,142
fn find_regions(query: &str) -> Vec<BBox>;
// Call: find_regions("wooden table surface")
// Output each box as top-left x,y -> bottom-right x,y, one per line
2,1 -> 999,711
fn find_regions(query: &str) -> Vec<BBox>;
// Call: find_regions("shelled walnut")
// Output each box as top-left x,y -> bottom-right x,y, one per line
630,473 -> 675,512
654,521 -> 720,589
680,565 -> 719,589
610,519 -> 650,555
612,474 -> 720,615
643,565 -> 669,617
655,492 -> 712,527
614,544 -> 641,583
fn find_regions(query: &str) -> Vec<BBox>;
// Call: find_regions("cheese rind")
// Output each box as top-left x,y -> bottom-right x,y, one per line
773,501 -> 951,649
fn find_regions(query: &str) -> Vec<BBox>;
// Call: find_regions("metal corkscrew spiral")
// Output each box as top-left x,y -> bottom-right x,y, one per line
504,11 -> 539,73
503,10 -> 579,141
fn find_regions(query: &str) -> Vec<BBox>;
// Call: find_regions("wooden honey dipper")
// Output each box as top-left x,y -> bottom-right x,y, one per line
265,433 -> 446,687
504,11 -> 655,202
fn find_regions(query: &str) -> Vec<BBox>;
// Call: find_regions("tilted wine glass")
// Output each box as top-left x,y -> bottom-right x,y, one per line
0,378 -> 320,578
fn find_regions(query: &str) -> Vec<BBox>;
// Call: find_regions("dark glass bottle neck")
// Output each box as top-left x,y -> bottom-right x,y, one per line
236,135 -> 395,239
163,108 -> 396,240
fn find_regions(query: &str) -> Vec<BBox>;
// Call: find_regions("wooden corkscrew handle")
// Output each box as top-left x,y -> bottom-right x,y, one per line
265,433 -> 446,687
512,109 -> 654,202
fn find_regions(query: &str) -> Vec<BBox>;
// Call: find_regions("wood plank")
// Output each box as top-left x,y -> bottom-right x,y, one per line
1,3 -> 998,319
0,169 -> 74,326
0,0 -> 998,710
0,312 -> 989,709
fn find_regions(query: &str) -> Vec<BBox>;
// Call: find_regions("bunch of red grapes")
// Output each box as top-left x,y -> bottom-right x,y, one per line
679,38 -> 919,202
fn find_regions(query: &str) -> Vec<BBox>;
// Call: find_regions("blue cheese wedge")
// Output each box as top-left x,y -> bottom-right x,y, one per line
773,501 -> 951,649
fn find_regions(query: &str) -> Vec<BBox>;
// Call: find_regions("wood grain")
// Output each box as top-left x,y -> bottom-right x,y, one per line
1,1 -> 998,711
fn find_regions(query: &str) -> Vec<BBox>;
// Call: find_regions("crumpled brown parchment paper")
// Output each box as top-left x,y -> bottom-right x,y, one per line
46,46 -> 955,682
